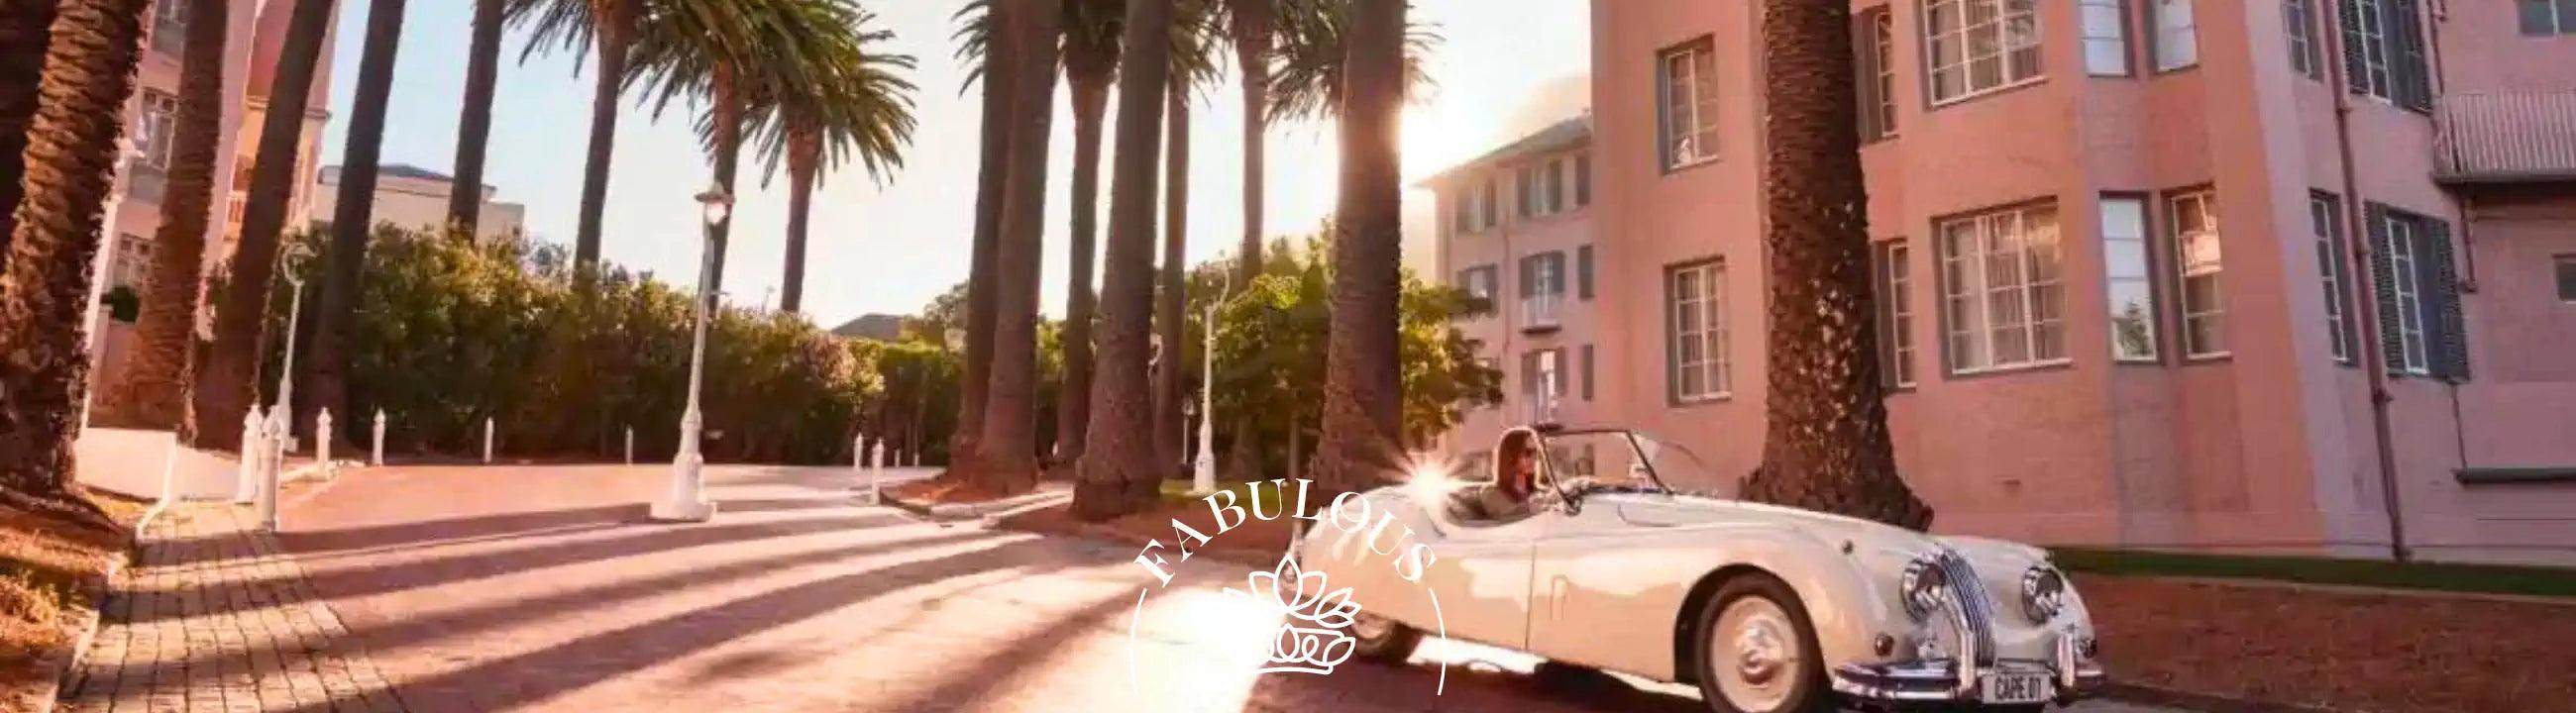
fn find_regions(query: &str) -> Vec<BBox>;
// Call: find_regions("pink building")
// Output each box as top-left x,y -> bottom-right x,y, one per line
1498,0 -> 2576,565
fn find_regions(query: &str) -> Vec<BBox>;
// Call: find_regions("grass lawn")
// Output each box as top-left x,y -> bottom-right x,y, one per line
2052,547 -> 2576,599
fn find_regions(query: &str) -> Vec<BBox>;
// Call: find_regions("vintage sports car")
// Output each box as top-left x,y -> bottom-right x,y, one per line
1295,426 -> 2106,712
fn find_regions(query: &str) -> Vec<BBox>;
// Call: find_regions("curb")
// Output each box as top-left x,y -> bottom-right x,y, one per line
32,554 -> 126,713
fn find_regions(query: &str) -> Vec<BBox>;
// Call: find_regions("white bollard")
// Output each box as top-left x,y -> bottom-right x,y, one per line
483,417 -> 495,464
624,427 -> 635,465
316,409 -> 334,477
372,410 -> 386,466
258,407 -> 284,531
869,440 -> 887,504
851,434 -> 871,503
235,407 -> 263,503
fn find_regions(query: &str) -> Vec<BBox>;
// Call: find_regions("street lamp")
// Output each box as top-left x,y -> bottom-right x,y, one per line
1191,270 -> 1232,496
653,184 -> 730,522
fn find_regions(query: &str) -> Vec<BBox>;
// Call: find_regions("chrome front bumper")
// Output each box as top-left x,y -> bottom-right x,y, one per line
1829,630 -> 2106,705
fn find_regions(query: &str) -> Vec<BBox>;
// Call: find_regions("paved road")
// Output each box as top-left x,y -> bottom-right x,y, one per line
69,463 -> 2191,712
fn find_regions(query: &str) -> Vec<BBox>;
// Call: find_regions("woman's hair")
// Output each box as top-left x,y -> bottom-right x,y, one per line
1496,430 -> 1535,497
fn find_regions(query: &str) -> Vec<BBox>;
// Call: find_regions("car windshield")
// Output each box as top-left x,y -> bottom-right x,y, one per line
1537,429 -> 1717,495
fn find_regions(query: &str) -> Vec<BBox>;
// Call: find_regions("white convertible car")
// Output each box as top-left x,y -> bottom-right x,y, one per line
1296,426 -> 2106,713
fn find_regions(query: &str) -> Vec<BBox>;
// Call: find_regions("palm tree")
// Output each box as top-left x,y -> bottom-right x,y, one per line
1073,0 -> 1177,520
1304,0 -> 1403,495
0,0 -> 151,522
448,0 -> 504,234
188,0 -> 335,450
303,0 -> 409,449
965,0 -> 1063,494
749,10 -> 917,314
0,2 -> 58,265
94,0 -> 231,430
948,0 -> 1017,470
508,0 -> 641,267
1152,0 -> 1220,482
1264,0 -> 1435,125
1737,1 -> 1931,529
1050,0 -> 1122,475
1222,0 -> 1271,281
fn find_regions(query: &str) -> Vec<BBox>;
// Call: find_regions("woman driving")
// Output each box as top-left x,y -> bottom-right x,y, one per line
1450,429 -> 1541,524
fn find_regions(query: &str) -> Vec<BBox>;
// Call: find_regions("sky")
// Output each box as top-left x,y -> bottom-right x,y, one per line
319,0 -> 1592,328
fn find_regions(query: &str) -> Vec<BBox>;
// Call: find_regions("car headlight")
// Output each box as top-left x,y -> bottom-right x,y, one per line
2021,565 -> 2069,622
1898,557 -> 1948,621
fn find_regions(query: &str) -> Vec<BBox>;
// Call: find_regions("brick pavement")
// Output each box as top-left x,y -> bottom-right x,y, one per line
58,504 -> 407,713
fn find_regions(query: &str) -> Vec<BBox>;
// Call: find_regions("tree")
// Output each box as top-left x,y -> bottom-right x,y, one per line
1305,0 -> 1402,495
0,0 -> 151,523
1073,0 -> 1177,520
1737,1 -> 1931,529
508,0 -> 641,267
748,10 -> 915,315
1264,0 -> 1435,124
0,0 -> 58,267
1050,0 -> 1121,474
304,0 -> 409,449
948,0 -> 1017,468
190,0 -> 335,449
1152,0 -> 1219,482
1222,0 -> 1272,280
448,0 -> 504,234
961,0 -> 1063,494
93,0 -> 230,429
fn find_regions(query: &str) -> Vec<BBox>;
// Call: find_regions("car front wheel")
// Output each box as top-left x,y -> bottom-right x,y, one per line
1347,611 -> 1423,662
1693,573 -> 1831,713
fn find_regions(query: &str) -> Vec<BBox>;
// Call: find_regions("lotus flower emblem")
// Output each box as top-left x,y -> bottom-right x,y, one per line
1228,554 -> 1361,675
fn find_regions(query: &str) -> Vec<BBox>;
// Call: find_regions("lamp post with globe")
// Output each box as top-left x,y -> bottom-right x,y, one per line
652,184 -> 731,522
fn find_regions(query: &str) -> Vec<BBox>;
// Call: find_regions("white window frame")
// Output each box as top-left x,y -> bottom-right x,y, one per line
2310,194 -> 2355,363
2286,0 -> 2323,79
2152,0 -> 2200,71
2354,0 -> 2395,100
2385,214 -> 2430,373
1938,203 -> 2067,373
1862,8 -> 1902,140
2078,0 -> 2133,76
1924,0 -> 2046,105
135,89 -> 178,172
1668,260 -> 1732,402
2100,196 -> 2160,362
1659,40 -> 1720,170
1526,348 -> 1566,422
1458,265 -> 1499,305
1878,241 -> 1920,387
2171,190 -> 2227,358
2522,0 -> 2576,36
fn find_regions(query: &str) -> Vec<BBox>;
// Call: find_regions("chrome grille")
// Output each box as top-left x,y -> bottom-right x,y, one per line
1937,552 -> 1998,665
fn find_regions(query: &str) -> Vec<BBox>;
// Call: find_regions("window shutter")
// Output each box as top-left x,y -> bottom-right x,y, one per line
2420,219 -> 2470,380
2363,203 -> 2407,374
2388,0 -> 2433,111
1853,11 -> 1881,141
1577,246 -> 1595,300
1521,351 -> 1539,397
2337,0 -> 2370,95
1580,345 -> 1595,400
1519,256 -> 1537,298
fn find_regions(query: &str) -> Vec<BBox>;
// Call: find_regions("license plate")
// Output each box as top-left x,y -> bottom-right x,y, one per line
1981,672 -> 2052,705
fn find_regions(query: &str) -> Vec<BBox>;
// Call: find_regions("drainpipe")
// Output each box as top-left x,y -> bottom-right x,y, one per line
2321,0 -> 2411,561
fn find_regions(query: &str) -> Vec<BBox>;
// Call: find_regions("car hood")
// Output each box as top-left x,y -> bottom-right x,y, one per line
1603,492 -> 2045,562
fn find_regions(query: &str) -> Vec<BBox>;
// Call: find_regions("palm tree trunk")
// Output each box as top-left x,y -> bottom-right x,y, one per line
571,0 -> 632,268
187,0 -> 334,450
1073,0 -> 1175,521
94,0 -> 229,429
1307,0 -> 1404,495
1149,90 -> 1189,494
952,0 -> 1020,472
0,0 -> 150,510
304,0 -> 406,450
1740,1 -> 1931,530
1051,68 -> 1111,473
0,0 -> 58,267
779,126 -> 818,314
446,0 -> 502,236
703,61 -> 742,312
1230,0 -> 1270,280
969,0 -> 1062,495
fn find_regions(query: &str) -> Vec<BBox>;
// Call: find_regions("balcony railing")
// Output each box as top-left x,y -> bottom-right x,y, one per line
2435,91 -> 2576,184
1521,292 -> 1563,334
1523,395 -> 1563,425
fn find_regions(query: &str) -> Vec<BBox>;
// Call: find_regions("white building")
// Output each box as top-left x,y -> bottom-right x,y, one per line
308,163 -> 526,242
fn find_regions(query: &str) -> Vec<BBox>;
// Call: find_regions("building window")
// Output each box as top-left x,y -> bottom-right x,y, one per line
1517,164 -> 1539,219
1546,157 -> 1567,214
1877,241 -> 1919,388
1523,348 -> 1566,422
1450,184 -> 1472,233
1938,203 -> 2066,372
151,0 -> 187,54
2522,0 -> 2576,36
2079,0 -> 2132,75
1522,252 -> 1567,327
2152,0 -> 2199,70
1925,0 -> 2045,104
134,89 -> 178,172
1576,245 -> 1595,300
2311,193 -> 2355,363
1457,265 -> 1499,305
1574,153 -> 1593,207
2340,0 -> 2432,109
1667,260 -> 1731,402
2170,190 -> 2225,358
2558,255 -> 2576,302
1658,38 -> 1720,169
2100,196 -> 2160,362
1479,178 -> 1499,230
1858,7 -> 1901,142
2368,205 -> 2467,379
112,234 -> 153,289
2286,0 -> 2324,79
